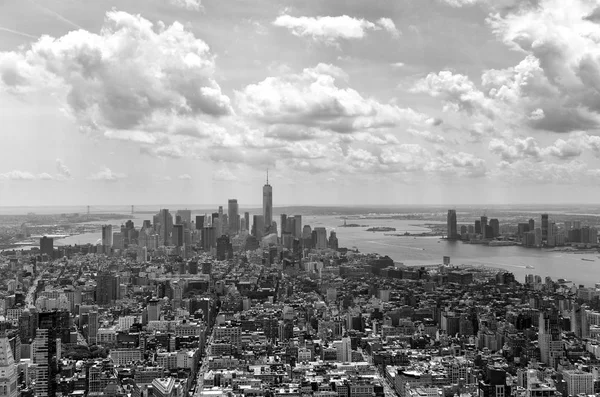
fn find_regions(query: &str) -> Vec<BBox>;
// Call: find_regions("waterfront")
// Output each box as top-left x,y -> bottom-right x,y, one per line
4,208 -> 600,287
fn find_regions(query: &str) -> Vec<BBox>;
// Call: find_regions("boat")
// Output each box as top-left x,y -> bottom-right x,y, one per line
582,258 -> 595,262
525,265 -> 535,269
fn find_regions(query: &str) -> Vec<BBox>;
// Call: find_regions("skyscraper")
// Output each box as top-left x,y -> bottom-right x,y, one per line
253,215 -> 265,240
32,329 -> 49,397
538,309 -> 563,369
541,214 -> 549,241
96,272 -> 119,305
40,236 -> 54,257
529,218 -> 535,231
490,218 -> 500,238
447,210 -> 458,240
480,216 -> 488,239
101,225 -> 113,247
263,172 -> 273,234
280,214 -> 287,236
195,215 -> 205,230
173,224 -> 184,247
314,227 -> 328,249
294,215 -> 302,238
158,209 -> 173,246
228,199 -> 239,235
176,209 -> 192,228
244,212 -> 250,232
0,337 -> 17,397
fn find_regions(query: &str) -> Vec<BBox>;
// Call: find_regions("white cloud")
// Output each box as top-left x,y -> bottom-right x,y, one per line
87,167 -> 126,181
38,173 -> 54,180
0,170 -> 36,181
169,0 -> 203,12
409,129 -> 448,144
55,158 -> 71,178
178,174 -> 192,180
236,63 -> 427,134
272,15 -> 399,45
376,18 -> 401,38
489,137 -> 542,162
0,10 -> 231,143
213,169 -> 238,181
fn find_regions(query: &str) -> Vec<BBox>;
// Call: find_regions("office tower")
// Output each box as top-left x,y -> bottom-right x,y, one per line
216,206 -> 224,236
40,236 -> 53,257
216,235 -> 233,261
280,214 -> 287,235
475,220 -> 481,234
490,219 -> 500,238
563,370 -> 593,396
302,225 -> 313,249
244,212 -> 250,232
467,225 -> 474,234
88,311 -> 99,344
240,218 -> 246,232
571,304 -> 589,339
286,217 -> 296,239
547,222 -> 556,247
222,214 -> 229,236
517,223 -> 530,237
0,337 -> 17,397
211,212 -> 219,226
147,299 -> 161,322
294,215 -> 302,238
173,224 -> 184,247
263,172 -> 273,233
228,199 -> 240,235
480,216 -> 488,239
529,218 -> 535,231
253,215 -> 265,240
541,214 -> 549,241
314,227 -> 328,249
176,210 -> 192,228
328,231 -> 339,250
460,225 -> 467,235
158,209 -> 173,246
534,228 -> 542,247
32,329 -> 49,397
538,309 -> 563,369
101,225 -> 113,247
573,220 -> 582,229
202,227 -> 216,251
447,210 -> 458,239
195,215 -> 205,230
112,232 -> 123,250
96,272 -> 119,305
564,221 -> 572,231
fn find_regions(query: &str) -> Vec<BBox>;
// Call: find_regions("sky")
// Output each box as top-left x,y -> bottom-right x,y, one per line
1,0 -> 600,207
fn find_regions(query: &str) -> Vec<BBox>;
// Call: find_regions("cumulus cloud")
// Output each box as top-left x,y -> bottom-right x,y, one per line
169,0 -> 203,12
376,18 -> 401,38
237,63 -> 427,134
55,158 -> 72,178
0,170 -> 37,181
0,10 -> 231,143
489,137 -> 542,162
272,15 -> 399,45
178,174 -> 192,180
409,129 -> 448,144
87,167 -> 126,181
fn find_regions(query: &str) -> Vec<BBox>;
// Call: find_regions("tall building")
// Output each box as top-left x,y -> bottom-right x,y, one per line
253,215 -> 265,240
294,215 -> 302,238
216,235 -> 233,261
202,227 -> 216,251
40,236 -> 54,257
158,209 -> 173,246
563,370 -> 593,396
447,210 -> 458,240
314,227 -> 328,249
173,224 -> 184,247
32,328 -> 49,397
280,214 -> 288,236
538,309 -> 563,369
328,231 -> 339,250
228,199 -> 240,235
0,336 -> 18,397
96,272 -> 119,305
88,311 -> 99,344
263,172 -> 273,234
480,216 -> 488,239
147,299 -> 161,322
244,212 -> 250,232
195,215 -> 205,230
541,214 -> 549,241
101,225 -> 113,247
529,218 -> 535,231
490,219 -> 500,238
176,210 -> 192,228
475,220 -> 481,235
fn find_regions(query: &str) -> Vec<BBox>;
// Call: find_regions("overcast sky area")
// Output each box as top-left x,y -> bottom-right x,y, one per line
1,0 -> 600,207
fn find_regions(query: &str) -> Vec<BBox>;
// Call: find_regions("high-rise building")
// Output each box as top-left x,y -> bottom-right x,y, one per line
0,336 -> 18,397
294,215 -> 302,238
280,214 -> 287,236
263,172 -> 273,233
101,225 -> 113,247
475,220 -> 481,235
314,227 -> 328,249
147,299 -> 161,322
563,370 -> 593,396
202,227 -> 216,251
541,214 -> 549,241
244,212 -> 250,232
88,311 -> 99,344
480,216 -> 488,239
176,210 -> 192,228
173,224 -> 184,247
216,235 -> 233,261
328,231 -> 339,250
538,309 -> 563,369
32,328 -> 49,397
96,272 -> 119,305
447,210 -> 458,240
228,199 -> 239,235
490,219 -> 500,238
158,209 -> 173,246
40,236 -> 54,257
253,215 -> 265,240
195,215 -> 205,230
529,218 -> 535,231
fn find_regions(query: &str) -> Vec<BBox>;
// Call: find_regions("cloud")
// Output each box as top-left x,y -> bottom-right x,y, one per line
409,129 -> 448,144
489,137 -> 542,162
0,10 -> 231,143
55,158 -> 72,178
87,167 -> 126,181
272,15 -> 399,45
0,170 -> 36,181
38,173 -> 54,180
236,63 -> 428,134
178,174 -> 192,180
439,0 -> 481,6
169,0 -> 203,12
491,159 -> 588,185
489,133 -> 599,163
213,168 -> 238,181
376,18 -> 401,38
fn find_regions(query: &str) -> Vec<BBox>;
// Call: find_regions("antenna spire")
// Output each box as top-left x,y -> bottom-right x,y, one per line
266,168 -> 269,185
